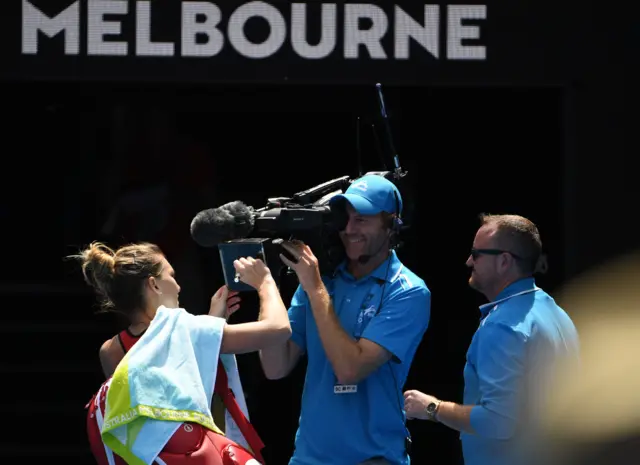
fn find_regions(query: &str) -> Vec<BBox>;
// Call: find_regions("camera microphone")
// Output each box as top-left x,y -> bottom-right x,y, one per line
190,201 -> 255,247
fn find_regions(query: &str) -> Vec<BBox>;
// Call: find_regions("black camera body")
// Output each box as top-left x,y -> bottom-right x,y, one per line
217,170 -> 410,291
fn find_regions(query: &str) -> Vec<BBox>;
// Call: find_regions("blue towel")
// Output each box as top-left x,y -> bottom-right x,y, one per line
101,305 -> 229,465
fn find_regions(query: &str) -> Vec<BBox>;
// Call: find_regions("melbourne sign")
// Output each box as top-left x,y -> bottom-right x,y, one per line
21,1 -> 487,60
0,0 -> 571,84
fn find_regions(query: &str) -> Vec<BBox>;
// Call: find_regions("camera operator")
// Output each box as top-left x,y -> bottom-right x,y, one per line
237,175 -> 431,465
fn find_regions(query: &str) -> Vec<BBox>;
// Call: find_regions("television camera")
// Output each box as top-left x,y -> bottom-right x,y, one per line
189,83 -> 412,291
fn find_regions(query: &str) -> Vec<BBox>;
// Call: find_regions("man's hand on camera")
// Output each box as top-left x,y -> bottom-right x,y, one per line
279,240 -> 322,293
233,256 -> 274,291
208,285 -> 241,319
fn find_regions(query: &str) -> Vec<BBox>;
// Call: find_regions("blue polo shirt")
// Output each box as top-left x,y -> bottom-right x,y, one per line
461,277 -> 579,465
288,251 -> 431,465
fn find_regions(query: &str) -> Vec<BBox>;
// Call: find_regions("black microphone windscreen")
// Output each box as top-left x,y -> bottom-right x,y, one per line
190,201 -> 255,247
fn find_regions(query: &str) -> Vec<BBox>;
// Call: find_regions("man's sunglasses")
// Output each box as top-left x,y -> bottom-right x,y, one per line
470,248 -> 522,260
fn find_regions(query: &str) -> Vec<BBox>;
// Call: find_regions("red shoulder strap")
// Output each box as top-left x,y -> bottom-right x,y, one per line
214,359 -> 265,463
117,329 -> 143,353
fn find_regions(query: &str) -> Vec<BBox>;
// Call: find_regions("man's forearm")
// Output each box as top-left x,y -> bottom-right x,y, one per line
306,286 -> 363,384
436,402 -> 475,434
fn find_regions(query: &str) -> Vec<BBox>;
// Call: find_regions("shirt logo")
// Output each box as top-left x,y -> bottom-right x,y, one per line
363,306 -> 376,318
354,305 -> 377,339
357,305 -> 377,324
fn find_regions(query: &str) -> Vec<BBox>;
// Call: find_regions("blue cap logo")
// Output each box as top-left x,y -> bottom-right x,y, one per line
330,175 -> 402,216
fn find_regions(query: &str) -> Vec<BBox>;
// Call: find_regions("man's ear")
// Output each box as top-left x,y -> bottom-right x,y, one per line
498,253 -> 513,272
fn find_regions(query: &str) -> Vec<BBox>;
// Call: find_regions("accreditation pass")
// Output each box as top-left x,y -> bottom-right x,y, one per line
334,384 -> 357,394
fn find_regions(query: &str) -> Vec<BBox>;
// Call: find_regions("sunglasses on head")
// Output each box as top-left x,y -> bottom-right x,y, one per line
470,248 -> 522,260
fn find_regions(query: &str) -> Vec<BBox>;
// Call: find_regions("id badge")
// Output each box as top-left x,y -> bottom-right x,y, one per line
334,384 -> 357,394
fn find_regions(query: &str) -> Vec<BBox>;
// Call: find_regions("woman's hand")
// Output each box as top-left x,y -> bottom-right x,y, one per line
233,257 -> 274,290
208,285 -> 241,319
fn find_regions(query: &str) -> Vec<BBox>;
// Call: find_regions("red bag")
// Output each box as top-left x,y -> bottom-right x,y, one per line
85,331 -> 265,465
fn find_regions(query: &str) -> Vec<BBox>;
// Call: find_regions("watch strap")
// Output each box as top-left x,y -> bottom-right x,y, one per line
426,399 -> 442,422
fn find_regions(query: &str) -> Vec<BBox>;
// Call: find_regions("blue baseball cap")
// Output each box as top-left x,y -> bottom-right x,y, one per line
330,175 -> 403,216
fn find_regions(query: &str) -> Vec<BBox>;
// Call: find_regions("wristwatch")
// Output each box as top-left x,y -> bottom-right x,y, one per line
425,399 -> 442,422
